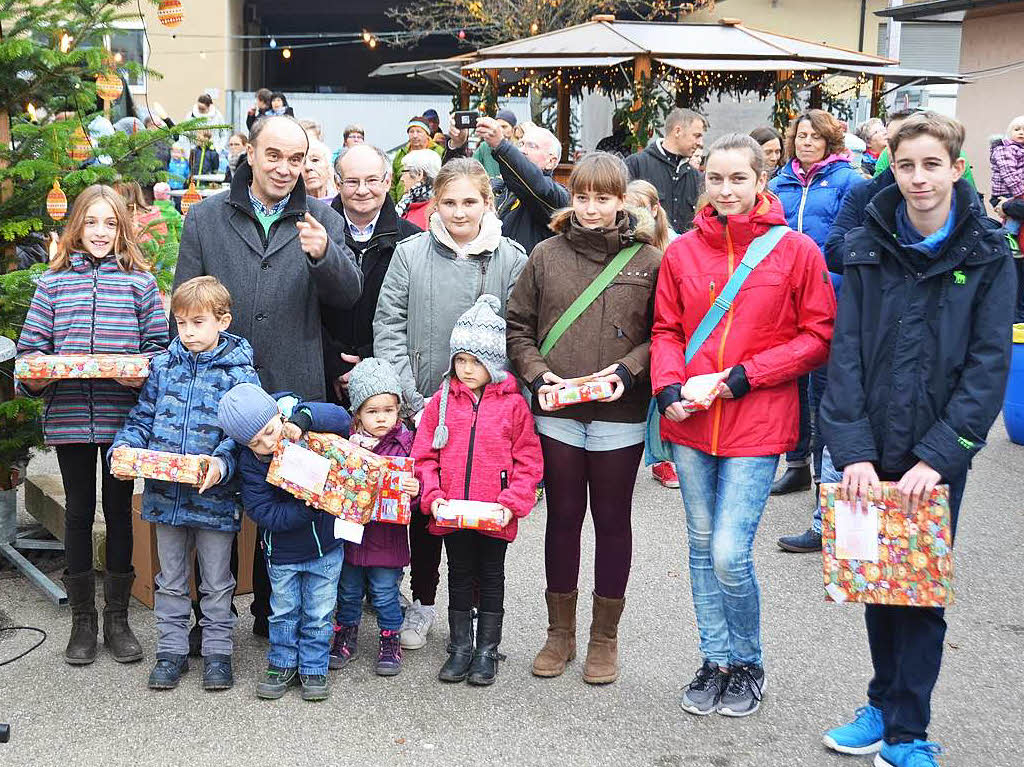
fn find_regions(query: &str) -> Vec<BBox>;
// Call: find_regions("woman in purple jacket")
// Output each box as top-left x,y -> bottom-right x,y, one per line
330,359 -> 420,677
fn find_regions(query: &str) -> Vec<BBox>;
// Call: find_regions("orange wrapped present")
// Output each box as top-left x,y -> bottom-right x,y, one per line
266,433 -> 386,525
545,378 -> 615,409
372,456 -> 414,525
681,381 -> 729,413
434,500 -> 505,532
820,483 -> 953,608
15,354 -> 150,380
110,446 -> 209,486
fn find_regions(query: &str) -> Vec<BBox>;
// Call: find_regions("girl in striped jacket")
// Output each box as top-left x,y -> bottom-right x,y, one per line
17,185 -> 169,666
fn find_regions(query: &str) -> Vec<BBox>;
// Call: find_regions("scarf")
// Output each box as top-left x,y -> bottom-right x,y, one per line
428,209 -> 503,259
348,430 -> 381,452
791,154 -> 848,186
895,196 -> 958,257
395,182 -> 432,218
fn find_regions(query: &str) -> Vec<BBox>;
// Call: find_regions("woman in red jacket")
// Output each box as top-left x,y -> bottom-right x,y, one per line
650,133 -> 835,718
412,295 -> 543,687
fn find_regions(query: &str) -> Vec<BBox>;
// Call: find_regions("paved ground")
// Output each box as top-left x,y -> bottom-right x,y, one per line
1,420 -> 1022,767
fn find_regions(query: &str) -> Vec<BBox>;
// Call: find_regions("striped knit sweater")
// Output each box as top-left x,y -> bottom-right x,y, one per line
17,252 -> 169,445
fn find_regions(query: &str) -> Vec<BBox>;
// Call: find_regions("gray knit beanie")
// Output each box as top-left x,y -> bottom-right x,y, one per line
348,357 -> 403,415
218,383 -> 279,445
432,294 -> 507,449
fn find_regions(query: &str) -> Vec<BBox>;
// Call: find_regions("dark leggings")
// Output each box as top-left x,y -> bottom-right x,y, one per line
409,508 -> 442,606
540,436 -> 644,599
442,531 -> 508,613
56,443 -> 134,575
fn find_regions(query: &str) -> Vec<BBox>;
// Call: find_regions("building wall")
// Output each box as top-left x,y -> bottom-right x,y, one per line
955,6 -> 1024,198
687,0 -> 890,54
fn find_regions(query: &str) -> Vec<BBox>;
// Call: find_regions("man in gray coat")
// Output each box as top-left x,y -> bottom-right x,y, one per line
172,114 -> 361,639
173,115 -> 362,402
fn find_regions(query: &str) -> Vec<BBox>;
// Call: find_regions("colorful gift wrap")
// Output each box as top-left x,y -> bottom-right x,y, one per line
15,354 -> 150,381
548,378 -> 615,409
266,432 -> 386,524
110,446 -> 209,486
681,381 -> 729,413
434,500 -> 506,532
820,483 -> 954,608
372,456 -> 414,525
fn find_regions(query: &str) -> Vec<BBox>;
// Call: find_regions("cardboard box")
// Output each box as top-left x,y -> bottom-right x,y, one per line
434,500 -> 506,532
820,483 -> 954,608
266,433 -> 385,524
111,446 -> 209,486
15,353 -> 150,380
130,494 -> 257,610
372,456 -> 414,525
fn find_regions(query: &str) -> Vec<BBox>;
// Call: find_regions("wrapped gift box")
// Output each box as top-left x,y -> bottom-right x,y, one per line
266,432 -> 385,525
110,446 -> 209,486
681,381 -> 729,413
435,500 -> 505,532
372,456 -> 414,525
548,378 -> 615,409
15,354 -> 150,380
820,483 -> 954,607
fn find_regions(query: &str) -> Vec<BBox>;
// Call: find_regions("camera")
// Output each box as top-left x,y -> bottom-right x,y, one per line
453,111 -> 479,130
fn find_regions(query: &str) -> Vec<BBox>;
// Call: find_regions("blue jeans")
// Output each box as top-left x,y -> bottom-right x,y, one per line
785,375 -> 811,466
812,446 -> 844,534
266,547 -> 343,675
336,563 -> 403,631
672,444 -> 779,667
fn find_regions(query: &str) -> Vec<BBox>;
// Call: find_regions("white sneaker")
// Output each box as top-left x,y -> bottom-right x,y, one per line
399,600 -> 436,649
398,590 -> 412,614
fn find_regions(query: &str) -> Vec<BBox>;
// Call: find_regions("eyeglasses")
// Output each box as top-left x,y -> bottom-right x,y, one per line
341,177 -> 386,192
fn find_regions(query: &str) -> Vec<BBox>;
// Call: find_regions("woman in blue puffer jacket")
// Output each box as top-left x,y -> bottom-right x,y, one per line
768,110 -> 864,549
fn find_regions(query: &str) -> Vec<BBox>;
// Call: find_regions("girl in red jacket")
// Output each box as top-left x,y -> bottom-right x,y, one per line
412,295 -> 543,687
650,134 -> 835,718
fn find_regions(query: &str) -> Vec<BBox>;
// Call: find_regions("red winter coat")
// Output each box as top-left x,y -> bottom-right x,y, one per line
412,375 -> 544,542
650,193 -> 835,457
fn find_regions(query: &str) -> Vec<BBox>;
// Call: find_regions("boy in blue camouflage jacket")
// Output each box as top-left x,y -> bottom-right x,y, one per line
111,277 -> 259,692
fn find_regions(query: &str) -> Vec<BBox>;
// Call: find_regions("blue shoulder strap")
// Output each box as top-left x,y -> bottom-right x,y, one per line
683,225 -> 790,364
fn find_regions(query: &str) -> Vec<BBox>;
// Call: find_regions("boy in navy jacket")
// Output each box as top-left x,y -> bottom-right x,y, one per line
218,383 -> 352,702
820,113 -> 1014,767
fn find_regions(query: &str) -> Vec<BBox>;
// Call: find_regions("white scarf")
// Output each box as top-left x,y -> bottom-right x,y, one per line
428,210 -> 503,259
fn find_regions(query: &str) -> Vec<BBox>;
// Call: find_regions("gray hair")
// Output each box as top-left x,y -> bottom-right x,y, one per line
665,107 -> 708,134
855,118 -> 885,144
524,125 -> 561,161
401,149 -> 442,183
334,143 -> 390,180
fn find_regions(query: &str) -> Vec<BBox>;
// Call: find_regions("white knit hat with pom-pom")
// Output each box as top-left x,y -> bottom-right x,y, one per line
432,294 -> 507,449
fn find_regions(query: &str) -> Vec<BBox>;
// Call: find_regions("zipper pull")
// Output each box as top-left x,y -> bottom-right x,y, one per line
709,280 -> 716,305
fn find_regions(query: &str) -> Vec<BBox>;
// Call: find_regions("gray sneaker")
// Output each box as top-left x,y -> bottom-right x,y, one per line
300,673 -> 329,702
679,660 -> 730,715
399,600 -> 436,650
717,664 -> 766,717
255,665 -> 298,700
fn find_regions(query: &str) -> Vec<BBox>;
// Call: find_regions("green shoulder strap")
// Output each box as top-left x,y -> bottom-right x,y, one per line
538,242 -> 643,357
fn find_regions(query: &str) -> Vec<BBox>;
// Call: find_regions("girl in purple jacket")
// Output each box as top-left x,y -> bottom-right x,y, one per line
330,358 -> 420,677
17,185 -> 169,666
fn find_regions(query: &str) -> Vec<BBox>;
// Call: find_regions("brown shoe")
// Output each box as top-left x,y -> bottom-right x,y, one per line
532,590 -> 577,677
582,592 -> 625,685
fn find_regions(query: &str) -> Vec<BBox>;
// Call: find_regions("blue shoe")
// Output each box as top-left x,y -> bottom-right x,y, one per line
147,653 -> 189,690
822,704 -> 884,754
777,527 -> 822,553
874,740 -> 943,767
202,654 -> 234,691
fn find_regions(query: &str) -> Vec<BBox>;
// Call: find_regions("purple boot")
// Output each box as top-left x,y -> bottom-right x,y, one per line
329,623 -> 358,670
376,629 -> 403,676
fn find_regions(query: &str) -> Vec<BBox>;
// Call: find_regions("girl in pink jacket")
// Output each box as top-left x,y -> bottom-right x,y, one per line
412,294 -> 543,687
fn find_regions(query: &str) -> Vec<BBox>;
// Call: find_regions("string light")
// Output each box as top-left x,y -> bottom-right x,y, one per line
368,37 -> 377,49
268,37 -> 277,49
282,47 -> 292,59
361,30 -> 371,43
59,32 -> 73,53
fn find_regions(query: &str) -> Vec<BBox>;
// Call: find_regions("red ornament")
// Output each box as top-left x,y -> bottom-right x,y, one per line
69,126 -> 92,162
46,179 -> 68,221
157,0 -> 185,29
181,182 -> 202,215
96,71 -> 123,102
458,29 -> 466,40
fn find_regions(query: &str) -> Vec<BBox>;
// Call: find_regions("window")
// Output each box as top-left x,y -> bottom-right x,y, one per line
109,27 -> 147,92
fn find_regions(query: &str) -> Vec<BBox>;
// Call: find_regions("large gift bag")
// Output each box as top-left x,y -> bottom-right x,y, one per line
15,353 -> 150,380
110,446 -> 210,486
372,456 -> 414,525
820,482 -> 954,607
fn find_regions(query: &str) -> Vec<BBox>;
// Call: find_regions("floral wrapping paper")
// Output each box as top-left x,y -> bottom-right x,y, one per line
434,501 -> 506,532
820,483 -> 954,607
15,354 -> 150,380
372,456 -> 414,526
266,432 -> 386,524
550,379 -> 615,408
681,381 -> 729,413
110,446 -> 209,486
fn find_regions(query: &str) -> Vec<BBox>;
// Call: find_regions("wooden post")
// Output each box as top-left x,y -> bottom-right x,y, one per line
486,68 -> 499,114
632,53 -> 652,106
459,78 -> 470,110
809,84 -> 822,110
870,74 -> 885,117
556,74 -> 570,162
775,69 -> 793,129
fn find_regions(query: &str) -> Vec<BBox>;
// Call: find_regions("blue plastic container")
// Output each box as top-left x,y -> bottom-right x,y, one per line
1003,324 -> 1024,445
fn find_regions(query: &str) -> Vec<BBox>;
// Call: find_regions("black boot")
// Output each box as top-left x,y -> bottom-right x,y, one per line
438,609 -> 474,683
467,611 -> 505,686
61,570 -> 98,665
770,465 -> 812,495
103,570 -> 144,663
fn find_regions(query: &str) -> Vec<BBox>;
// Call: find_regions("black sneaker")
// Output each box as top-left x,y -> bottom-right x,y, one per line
255,665 -> 298,700
148,653 -> 189,690
202,654 -> 234,691
717,664 -> 766,717
300,673 -> 330,701
679,660 -> 730,715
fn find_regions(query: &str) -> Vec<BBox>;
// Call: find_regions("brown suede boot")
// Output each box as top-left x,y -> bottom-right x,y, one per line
582,592 -> 625,685
102,570 -> 144,663
532,590 -> 577,678
62,570 -> 98,665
